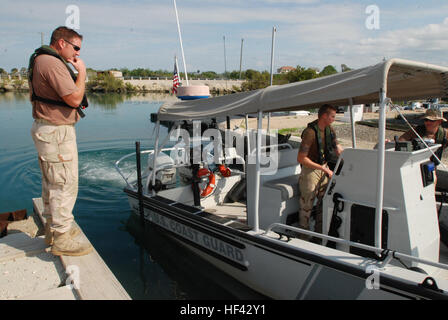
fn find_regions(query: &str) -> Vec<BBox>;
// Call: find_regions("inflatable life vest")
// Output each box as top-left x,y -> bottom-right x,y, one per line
197,168 -> 216,197
415,124 -> 447,165
28,45 -> 88,118
218,164 -> 231,177
415,125 -> 447,145
304,120 -> 337,165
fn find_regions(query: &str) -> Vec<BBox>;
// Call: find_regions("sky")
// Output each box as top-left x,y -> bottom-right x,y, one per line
1,0 -> 448,74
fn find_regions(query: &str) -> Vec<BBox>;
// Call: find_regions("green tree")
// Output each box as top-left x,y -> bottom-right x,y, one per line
241,70 -> 270,91
244,69 -> 260,81
200,71 -> 218,79
286,66 -> 319,83
228,70 -> 241,80
341,64 -> 352,72
86,72 -> 126,92
319,65 -> 338,77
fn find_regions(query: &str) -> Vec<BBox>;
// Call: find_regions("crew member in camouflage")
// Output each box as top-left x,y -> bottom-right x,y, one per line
297,104 -> 343,240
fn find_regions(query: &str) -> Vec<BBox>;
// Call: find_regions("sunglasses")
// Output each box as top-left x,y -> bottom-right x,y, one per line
64,39 -> 81,51
424,119 -> 438,123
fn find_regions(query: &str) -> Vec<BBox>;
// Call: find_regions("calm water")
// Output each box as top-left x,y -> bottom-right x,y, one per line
0,92 -> 251,300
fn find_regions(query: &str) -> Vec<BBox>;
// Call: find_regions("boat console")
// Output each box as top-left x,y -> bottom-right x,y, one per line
323,146 -> 441,273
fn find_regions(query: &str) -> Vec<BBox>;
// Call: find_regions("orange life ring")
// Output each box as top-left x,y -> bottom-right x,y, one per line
218,164 -> 231,177
197,168 -> 216,197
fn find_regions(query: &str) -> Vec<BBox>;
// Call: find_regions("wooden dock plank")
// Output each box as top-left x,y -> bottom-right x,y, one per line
32,198 -> 131,300
0,251 -> 65,300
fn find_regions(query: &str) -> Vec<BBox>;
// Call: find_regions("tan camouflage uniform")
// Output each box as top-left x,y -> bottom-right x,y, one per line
31,120 -> 78,233
298,123 -> 337,239
298,165 -> 329,238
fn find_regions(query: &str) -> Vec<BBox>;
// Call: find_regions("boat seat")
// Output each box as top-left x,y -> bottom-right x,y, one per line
263,175 -> 300,201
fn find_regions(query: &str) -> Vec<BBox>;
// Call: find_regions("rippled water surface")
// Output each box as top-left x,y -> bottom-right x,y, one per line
0,92 -> 245,299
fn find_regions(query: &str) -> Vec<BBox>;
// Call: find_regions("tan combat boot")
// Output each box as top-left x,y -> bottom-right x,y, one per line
51,230 -> 93,256
45,217 -> 81,246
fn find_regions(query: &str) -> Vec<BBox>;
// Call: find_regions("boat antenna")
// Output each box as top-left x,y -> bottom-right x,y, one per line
175,55 -> 180,80
173,0 -> 189,86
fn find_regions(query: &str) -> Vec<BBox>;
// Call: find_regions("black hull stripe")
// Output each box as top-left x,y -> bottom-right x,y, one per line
138,193 -> 246,250
125,189 -> 448,300
147,218 -> 248,271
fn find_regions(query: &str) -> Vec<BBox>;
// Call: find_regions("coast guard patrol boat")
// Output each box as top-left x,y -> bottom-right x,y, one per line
116,58 -> 448,299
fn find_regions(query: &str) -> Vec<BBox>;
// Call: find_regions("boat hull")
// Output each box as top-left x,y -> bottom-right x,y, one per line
125,189 -> 448,300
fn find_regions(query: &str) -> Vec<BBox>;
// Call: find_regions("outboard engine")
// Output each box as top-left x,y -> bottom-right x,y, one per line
146,153 -> 177,191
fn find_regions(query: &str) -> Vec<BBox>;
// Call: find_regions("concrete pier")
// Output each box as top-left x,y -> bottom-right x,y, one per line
0,199 -> 131,300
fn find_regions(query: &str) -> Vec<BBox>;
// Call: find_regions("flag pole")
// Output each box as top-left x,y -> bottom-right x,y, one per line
268,26 -> 277,134
173,0 -> 189,86
175,55 -> 180,81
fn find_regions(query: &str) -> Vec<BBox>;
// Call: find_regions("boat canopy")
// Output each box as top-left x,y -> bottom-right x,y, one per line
157,58 -> 448,121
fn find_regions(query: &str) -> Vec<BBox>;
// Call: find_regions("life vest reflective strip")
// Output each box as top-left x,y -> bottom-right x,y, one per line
197,168 -> 216,197
304,120 -> 336,165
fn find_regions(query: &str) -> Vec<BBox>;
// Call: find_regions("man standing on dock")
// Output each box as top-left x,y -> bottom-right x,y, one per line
29,26 -> 92,256
297,104 -> 343,240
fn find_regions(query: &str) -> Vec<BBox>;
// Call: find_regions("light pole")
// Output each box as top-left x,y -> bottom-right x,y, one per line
239,38 -> 244,79
223,36 -> 227,78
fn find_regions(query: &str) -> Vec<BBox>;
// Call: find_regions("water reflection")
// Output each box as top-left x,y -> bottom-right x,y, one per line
88,92 -> 126,109
0,91 -> 178,110
88,92 -> 178,110
0,91 -> 29,104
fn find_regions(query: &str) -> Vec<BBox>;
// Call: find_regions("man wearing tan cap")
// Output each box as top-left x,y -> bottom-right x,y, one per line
399,109 -> 447,186
399,109 -> 447,149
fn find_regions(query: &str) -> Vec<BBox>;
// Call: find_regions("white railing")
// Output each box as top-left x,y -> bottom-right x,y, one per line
114,146 -> 246,190
264,222 -> 448,271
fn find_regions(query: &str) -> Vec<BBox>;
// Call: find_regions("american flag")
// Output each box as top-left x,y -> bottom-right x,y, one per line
172,61 -> 179,94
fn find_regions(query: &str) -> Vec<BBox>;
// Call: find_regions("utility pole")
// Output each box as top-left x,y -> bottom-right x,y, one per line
269,26 -> 277,86
239,38 -> 244,79
268,26 -> 277,134
40,32 -> 44,46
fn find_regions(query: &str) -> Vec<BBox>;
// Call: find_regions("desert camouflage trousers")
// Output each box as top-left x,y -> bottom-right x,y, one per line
298,165 -> 329,238
31,119 -> 78,233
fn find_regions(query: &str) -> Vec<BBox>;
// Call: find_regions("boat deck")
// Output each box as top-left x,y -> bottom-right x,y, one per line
0,199 -> 131,300
204,201 -> 247,223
